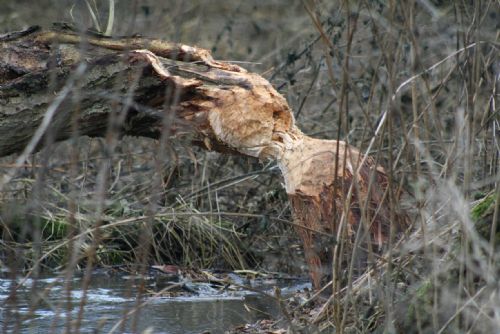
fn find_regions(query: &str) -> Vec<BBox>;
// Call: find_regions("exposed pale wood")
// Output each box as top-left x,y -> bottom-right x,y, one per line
0,26 -> 407,289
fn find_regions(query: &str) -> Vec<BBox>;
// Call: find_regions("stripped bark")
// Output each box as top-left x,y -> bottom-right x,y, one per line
0,26 -> 407,289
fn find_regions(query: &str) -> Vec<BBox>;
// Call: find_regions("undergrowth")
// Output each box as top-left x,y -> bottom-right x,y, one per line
0,0 -> 499,333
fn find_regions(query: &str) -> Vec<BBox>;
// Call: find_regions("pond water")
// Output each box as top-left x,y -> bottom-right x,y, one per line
0,272 -> 310,333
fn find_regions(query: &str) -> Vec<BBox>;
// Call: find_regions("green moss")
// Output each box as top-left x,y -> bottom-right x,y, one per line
471,194 -> 496,221
471,193 -> 499,242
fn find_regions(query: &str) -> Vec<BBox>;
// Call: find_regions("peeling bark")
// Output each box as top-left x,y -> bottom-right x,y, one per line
0,26 -> 407,289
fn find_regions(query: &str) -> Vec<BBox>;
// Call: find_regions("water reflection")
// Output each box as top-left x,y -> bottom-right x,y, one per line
0,273 -> 309,333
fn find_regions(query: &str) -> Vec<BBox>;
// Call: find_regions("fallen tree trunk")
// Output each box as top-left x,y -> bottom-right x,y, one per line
0,25 -> 407,289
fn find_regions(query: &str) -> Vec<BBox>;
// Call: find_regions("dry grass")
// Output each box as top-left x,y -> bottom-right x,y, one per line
0,0 -> 499,333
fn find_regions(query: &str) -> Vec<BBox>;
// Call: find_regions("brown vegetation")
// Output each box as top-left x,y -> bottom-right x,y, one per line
1,1 -> 498,332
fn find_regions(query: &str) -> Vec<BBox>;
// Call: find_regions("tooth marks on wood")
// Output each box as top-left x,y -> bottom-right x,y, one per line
0,27 -> 408,290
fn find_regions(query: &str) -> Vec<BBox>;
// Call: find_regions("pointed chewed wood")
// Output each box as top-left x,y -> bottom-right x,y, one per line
0,26 -> 407,289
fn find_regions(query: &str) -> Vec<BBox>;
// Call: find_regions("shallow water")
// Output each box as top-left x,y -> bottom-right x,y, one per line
0,273 -> 310,333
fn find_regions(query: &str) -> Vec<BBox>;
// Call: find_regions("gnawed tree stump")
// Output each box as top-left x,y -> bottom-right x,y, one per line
0,26 -> 407,289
